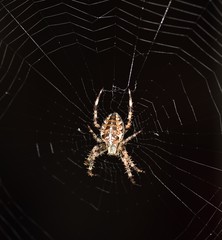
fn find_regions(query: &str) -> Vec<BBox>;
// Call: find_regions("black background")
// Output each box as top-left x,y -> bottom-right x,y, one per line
0,1 -> 222,240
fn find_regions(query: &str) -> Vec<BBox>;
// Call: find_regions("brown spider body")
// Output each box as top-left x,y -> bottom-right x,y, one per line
85,89 -> 144,184
101,112 -> 124,155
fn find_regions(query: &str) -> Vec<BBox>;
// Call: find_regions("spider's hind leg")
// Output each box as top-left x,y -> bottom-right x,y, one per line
125,89 -> 133,130
93,88 -> 103,129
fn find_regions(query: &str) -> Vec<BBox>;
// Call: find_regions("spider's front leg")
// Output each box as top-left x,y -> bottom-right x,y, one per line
119,145 -> 144,184
85,143 -> 106,177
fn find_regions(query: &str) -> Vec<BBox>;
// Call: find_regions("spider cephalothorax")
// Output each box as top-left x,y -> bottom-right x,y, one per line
84,89 -> 144,184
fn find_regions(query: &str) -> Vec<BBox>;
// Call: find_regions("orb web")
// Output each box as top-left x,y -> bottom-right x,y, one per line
0,0 -> 222,239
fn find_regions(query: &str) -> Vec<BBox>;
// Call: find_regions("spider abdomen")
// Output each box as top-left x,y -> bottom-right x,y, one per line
101,112 -> 125,146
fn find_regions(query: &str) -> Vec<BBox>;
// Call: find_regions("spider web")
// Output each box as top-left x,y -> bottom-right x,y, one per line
0,0 -> 222,239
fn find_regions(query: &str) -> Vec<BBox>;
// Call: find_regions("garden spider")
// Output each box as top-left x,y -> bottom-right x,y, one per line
84,89 -> 144,184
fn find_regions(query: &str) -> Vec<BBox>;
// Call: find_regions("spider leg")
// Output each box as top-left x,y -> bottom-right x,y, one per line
94,88 -> 103,129
120,146 -> 144,184
88,125 -> 102,143
125,89 -> 133,130
122,130 -> 142,145
84,143 -> 106,177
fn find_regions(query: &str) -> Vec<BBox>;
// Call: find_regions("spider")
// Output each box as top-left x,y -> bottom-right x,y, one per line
84,89 -> 144,184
